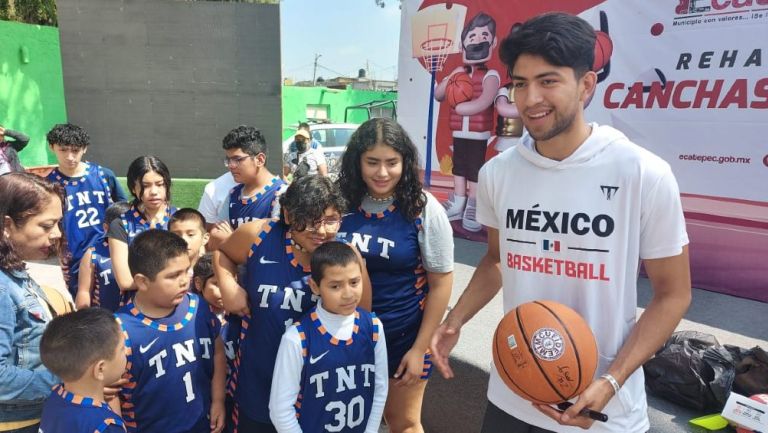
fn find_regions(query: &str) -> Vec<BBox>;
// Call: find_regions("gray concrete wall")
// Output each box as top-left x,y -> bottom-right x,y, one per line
56,0 -> 282,178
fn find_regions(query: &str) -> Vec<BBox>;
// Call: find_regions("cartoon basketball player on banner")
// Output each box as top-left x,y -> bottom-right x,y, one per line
434,12 -> 500,232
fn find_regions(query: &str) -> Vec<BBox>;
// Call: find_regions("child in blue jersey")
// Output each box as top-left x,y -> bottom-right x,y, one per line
116,230 -> 226,433
194,254 -> 240,433
336,118 -> 454,433
270,242 -> 388,433
46,123 -> 127,298
108,156 -> 177,293
214,175 -> 362,433
75,201 -> 132,311
170,208 -> 211,272
208,126 -> 286,251
39,308 -> 127,433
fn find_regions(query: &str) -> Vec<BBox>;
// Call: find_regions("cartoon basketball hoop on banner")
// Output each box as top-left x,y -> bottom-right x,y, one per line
420,36 -> 452,72
411,3 -> 465,186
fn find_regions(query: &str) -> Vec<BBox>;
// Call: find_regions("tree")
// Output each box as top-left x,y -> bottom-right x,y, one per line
0,0 -> 58,26
374,0 -> 402,8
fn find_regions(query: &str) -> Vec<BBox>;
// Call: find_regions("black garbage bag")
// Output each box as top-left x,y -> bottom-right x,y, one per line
728,345 -> 768,397
644,331 -> 731,411
701,345 -> 737,408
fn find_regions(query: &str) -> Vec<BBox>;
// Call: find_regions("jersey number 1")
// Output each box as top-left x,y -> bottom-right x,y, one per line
182,371 -> 196,403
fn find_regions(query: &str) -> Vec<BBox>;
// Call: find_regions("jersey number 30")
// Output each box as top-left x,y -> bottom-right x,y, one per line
324,396 -> 364,432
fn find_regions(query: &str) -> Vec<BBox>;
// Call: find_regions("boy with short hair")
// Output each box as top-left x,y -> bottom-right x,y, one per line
116,230 -> 226,433
46,123 -> 127,298
169,208 -> 211,269
194,254 -> 240,433
269,242 -> 388,433
210,126 -> 285,250
39,308 -> 127,433
76,201 -> 132,311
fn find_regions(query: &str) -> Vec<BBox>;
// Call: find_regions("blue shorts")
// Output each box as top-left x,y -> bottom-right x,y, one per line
383,316 -> 433,380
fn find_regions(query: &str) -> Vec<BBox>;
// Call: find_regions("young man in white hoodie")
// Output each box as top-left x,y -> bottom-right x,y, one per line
430,12 -> 692,433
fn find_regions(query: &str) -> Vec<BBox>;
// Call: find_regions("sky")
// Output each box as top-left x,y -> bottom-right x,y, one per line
280,0 -> 402,82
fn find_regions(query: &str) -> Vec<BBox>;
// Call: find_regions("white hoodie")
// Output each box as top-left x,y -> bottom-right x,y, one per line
476,123 -> 689,433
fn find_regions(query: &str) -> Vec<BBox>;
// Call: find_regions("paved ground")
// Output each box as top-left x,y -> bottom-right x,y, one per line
28,238 -> 767,433
414,238 -> 767,433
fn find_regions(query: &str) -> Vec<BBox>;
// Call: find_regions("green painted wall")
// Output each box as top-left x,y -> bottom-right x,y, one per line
0,19 -> 67,167
282,86 -> 397,139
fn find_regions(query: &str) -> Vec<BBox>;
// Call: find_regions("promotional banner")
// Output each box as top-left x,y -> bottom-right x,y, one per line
398,0 -> 768,301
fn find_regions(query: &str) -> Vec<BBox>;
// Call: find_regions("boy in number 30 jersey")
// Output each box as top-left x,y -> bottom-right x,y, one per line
270,242 -> 388,433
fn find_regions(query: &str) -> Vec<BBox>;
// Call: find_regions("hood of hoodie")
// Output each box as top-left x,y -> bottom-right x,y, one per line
517,122 -> 628,170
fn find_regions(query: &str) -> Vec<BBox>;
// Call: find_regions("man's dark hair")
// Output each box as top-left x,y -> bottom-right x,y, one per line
105,201 -> 131,227
46,123 -> 91,149
128,229 -> 188,280
169,208 -> 206,232
461,12 -> 496,44
222,125 -> 267,156
193,253 -> 214,293
298,122 -> 310,131
310,242 -> 360,284
499,12 -> 596,78
126,155 -> 172,206
40,308 -> 122,382
279,175 -> 346,232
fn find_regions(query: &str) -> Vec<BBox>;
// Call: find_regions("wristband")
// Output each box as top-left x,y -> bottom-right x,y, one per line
600,373 -> 621,395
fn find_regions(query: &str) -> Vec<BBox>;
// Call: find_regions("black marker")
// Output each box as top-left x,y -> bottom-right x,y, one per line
556,402 -> 609,423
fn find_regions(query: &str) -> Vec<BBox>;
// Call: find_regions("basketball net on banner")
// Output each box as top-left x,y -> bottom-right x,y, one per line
420,37 -> 452,73
411,3 -> 464,187
419,31 -> 453,187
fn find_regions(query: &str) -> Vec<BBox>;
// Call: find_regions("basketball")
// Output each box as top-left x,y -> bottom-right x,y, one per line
492,300 -> 598,404
593,31 -> 613,72
735,394 -> 768,433
445,72 -> 473,108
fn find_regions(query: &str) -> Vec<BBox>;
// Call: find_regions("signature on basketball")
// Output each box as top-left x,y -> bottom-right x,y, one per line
556,365 -> 575,390
511,351 -> 528,369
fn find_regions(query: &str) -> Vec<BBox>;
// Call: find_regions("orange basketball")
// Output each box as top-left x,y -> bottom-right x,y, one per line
445,72 -> 474,108
492,300 -> 598,404
593,31 -> 613,72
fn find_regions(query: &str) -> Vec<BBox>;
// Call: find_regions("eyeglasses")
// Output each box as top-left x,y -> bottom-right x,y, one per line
223,155 -> 254,168
304,218 -> 341,233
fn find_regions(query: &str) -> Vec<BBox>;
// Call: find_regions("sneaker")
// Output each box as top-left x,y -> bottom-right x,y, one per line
443,194 -> 466,221
462,198 -> 482,232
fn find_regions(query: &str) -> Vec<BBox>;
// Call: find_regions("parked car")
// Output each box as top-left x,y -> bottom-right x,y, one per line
282,122 -> 359,179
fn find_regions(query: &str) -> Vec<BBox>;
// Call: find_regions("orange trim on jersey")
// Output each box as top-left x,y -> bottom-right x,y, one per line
285,231 -> 310,272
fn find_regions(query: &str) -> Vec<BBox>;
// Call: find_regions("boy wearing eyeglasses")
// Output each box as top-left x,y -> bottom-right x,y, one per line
210,126 -> 286,250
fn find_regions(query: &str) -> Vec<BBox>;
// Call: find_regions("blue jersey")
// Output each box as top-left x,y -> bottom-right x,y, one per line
227,177 -> 285,228
116,293 -> 220,433
39,384 -> 125,433
47,162 -> 122,296
89,237 -> 121,312
339,204 -> 430,377
339,204 -> 427,333
295,307 -> 378,433
221,314 -> 241,398
120,204 -> 177,244
233,220 -> 317,422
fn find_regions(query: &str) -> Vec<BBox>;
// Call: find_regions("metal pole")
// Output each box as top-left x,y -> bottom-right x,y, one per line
425,68 -> 437,187
313,53 -> 322,85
